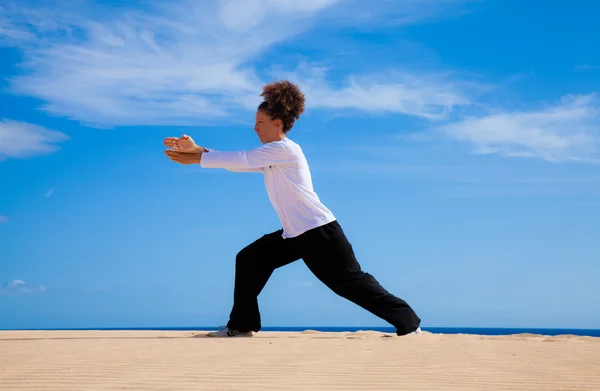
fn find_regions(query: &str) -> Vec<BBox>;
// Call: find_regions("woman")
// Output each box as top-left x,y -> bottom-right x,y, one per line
164,80 -> 422,337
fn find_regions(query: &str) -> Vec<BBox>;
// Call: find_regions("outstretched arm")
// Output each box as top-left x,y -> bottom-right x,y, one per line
164,135 -> 296,171
164,146 -> 267,173
200,142 -> 297,171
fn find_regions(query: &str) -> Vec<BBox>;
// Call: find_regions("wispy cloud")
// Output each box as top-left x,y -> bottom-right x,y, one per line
435,94 -> 600,163
1,0 -> 339,127
0,214 -> 8,223
0,9 -> 33,42
44,188 -> 55,197
1,0 -> 479,127
0,119 -> 69,160
0,280 -> 48,295
279,65 -> 476,120
575,64 -> 598,71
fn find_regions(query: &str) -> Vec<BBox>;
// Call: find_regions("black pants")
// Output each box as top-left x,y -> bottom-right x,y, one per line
226,220 -> 421,336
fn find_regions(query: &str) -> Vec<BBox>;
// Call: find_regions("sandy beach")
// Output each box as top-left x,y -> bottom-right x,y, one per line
1,330 -> 599,390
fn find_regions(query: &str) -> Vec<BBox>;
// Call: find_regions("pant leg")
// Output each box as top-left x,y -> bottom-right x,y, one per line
227,229 -> 301,332
299,221 -> 421,336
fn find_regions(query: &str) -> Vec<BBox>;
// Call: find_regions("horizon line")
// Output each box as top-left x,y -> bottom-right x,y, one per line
2,326 -> 599,331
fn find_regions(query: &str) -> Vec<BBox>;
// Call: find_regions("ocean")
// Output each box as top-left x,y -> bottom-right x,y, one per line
8,326 -> 600,337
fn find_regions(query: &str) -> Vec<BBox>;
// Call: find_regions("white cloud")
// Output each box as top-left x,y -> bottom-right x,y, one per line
1,0 -> 478,127
0,280 -> 48,295
1,0 -> 340,127
219,0 -> 339,32
0,11 -> 32,42
282,65 -> 474,119
45,188 -> 55,197
0,214 -> 7,223
0,119 -> 69,160
436,94 -> 600,163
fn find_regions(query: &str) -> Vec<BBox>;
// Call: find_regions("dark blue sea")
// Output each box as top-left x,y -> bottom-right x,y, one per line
10,326 -> 600,337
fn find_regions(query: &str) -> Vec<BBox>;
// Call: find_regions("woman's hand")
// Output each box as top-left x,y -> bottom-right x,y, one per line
165,150 -> 202,165
163,134 -> 202,153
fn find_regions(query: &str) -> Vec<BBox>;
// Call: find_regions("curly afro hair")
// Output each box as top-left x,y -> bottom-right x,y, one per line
258,80 -> 305,133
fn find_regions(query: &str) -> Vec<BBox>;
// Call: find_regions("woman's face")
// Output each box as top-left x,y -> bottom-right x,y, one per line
254,110 -> 284,144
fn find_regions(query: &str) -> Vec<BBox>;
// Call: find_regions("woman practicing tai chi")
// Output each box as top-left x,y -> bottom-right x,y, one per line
164,80 -> 422,337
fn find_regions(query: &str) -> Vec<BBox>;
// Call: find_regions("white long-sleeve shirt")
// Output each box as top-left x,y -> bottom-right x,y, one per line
200,137 -> 336,238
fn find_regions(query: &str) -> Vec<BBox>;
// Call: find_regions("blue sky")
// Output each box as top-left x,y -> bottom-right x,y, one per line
1,0 -> 599,330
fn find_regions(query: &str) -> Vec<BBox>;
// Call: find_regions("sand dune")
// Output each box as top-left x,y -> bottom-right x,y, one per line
1,330 -> 599,390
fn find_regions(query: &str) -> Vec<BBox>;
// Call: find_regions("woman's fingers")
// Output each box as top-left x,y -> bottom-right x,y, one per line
165,149 -> 199,165
163,137 -> 181,149
164,139 -> 179,149
165,150 -> 180,160
165,150 -> 191,164
165,146 -> 200,164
